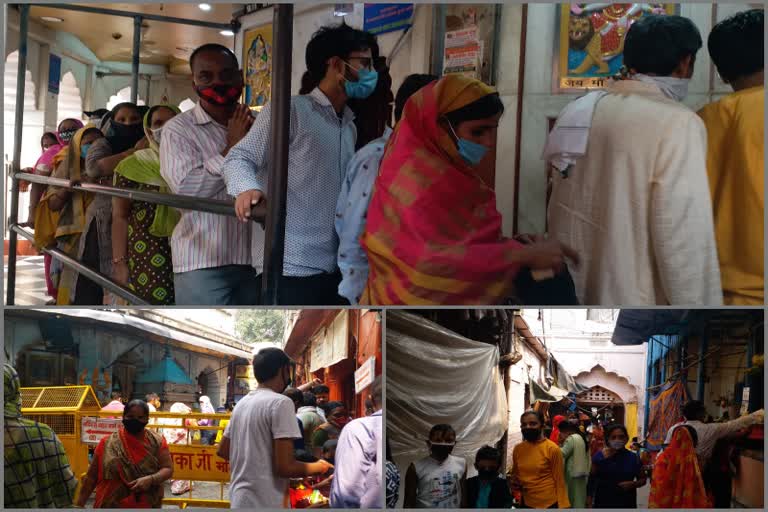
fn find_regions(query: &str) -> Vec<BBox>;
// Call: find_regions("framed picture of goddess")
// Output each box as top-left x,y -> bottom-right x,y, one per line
555,3 -> 677,92
242,24 -> 273,111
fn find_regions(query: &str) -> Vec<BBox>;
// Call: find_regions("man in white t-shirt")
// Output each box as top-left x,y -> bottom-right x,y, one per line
217,348 -> 333,508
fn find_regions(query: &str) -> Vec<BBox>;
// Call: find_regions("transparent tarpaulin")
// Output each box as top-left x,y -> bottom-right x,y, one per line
386,311 -> 508,485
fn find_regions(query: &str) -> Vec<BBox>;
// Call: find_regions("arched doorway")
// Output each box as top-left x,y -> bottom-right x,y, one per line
576,385 -> 625,425
197,367 -> 220,408
4,50 -> 43,231
57,71 -> 83,123
106,87 -> 145,110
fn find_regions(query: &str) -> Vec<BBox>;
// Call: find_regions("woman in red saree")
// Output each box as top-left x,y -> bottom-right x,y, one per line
76,399 -> 173,508
648,425 -> 711,508
361,75 -> 576,305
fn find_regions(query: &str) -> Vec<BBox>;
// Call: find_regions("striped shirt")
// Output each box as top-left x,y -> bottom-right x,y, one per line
160,102 -> 252,273
223,88 -> 357,277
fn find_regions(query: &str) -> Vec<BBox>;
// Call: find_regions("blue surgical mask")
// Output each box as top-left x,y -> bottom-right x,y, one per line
80,144 -> 91,159
344,62 -> 378,99
447,122 -> 488,166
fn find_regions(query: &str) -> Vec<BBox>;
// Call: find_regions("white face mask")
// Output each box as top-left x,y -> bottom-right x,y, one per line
151,127 -> 163,143
634,74 -> 691,102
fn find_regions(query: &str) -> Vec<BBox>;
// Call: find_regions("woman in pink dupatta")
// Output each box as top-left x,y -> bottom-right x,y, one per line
24,118 -> 84,300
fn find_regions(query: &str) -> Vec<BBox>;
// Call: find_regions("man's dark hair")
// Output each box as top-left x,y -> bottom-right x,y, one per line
323,439 -> 338,452
294,449 -> 318,463
370,375 -> 382,405
124,399 -> 149,417
111,391 -> 122,400
682,400 -> 707,421
314,384 -> 330,395
323,401 -> 346,415
623,15 -> 702,76
708,9 -> 763,83
252,348 -> 292,383
283,387 -> 303,407
429,424 -> 456,439
303,392 -> 317,407
475,445 -> 501,465
305,24 -> 372,84
559,421 -> 580,434
444,93 -> 505,126
394,74 -> 438,122
145,393 -> 159,402
190,43 -> 239,72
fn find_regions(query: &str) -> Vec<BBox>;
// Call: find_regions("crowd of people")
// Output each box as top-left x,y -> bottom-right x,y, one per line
18,9 -> 762,306
390,401 -> 765,509
3,350 -> 382,509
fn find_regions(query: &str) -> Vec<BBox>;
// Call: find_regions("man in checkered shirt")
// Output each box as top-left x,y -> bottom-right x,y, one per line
4,363 -> 77,508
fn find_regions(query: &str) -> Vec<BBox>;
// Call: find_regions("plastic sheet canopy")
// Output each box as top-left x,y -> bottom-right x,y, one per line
386,311 -> 508,475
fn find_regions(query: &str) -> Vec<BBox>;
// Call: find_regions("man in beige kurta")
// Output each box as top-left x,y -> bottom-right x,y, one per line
546,15 -> 722,306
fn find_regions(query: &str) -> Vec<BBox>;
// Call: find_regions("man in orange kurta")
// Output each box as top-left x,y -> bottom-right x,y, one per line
698,9 -> 764,305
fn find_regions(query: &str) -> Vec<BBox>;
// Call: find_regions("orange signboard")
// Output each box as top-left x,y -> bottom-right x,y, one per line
168,444 -> 230,483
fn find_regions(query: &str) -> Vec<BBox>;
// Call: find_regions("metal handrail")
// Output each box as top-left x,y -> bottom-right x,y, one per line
12,225 -> 149,305
13,172 -> 267,220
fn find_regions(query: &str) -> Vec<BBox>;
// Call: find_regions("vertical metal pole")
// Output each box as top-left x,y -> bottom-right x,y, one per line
261,4 -> 293,304
644,337 -> 654,435
697,331 -> 707,401
131,16 -> 141,103
6,4 -> 30,306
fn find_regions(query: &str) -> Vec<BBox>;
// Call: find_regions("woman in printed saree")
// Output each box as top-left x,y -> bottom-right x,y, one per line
361,75 -> 577,305
649,425 -> 711,508
41,126 -> 104,305
163,402 -> 199,495
112,105 -> 181,305
76,399 -> 173,508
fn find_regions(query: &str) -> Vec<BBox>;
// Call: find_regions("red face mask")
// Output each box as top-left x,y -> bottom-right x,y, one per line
195,84 -> 243,106
334,416 -> 351,428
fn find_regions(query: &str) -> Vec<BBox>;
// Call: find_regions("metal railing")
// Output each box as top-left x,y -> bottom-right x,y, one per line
5,3 -> 295,305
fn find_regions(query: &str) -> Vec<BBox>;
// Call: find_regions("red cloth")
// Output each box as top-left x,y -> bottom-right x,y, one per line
93,427 -> 168,508
550,415 -> 566,442
649,427 -> 711,508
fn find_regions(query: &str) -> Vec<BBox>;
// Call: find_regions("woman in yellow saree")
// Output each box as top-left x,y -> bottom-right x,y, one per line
361,75 -> 576,305
41,126 -> 104,305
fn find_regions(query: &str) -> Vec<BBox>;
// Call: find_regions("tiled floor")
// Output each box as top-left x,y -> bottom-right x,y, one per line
4,255 -> 51,305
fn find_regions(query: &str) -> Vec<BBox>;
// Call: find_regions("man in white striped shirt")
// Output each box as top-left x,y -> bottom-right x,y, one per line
160,44 -> 257,304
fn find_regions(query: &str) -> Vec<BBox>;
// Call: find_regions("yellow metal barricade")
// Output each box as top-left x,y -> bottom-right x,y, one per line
20,386 -> 231,508
20,385 -> 102,478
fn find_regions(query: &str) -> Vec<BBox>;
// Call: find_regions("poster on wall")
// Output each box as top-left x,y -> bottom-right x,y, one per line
310,312 -> 349,373
556,3 -> 677,91
48,54 -> 62,94
363,4 -> 414,35
441,4 -> 498,85
242,24 -> 273,111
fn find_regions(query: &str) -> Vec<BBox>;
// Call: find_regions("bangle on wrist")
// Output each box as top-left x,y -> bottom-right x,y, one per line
112,256 -> 128,265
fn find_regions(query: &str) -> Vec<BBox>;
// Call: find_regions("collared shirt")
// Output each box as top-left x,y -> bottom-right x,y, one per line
4,417 -> 78,508
330,410 -> 382,509
336,128 -> 392,304
160,102 -> 252,273
223,88 -> 357,276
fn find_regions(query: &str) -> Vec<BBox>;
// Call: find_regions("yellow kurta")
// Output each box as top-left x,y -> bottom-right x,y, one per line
512,438 -> 571,508
698,86 -> 764,305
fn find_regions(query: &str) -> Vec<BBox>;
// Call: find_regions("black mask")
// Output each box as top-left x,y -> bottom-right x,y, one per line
478,469 -> 498,481
107,121 -> 144,153
430,444 -> 454,461
123,418 -> 147,434
521,428 -> 541,442
282,367 -> 293,393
